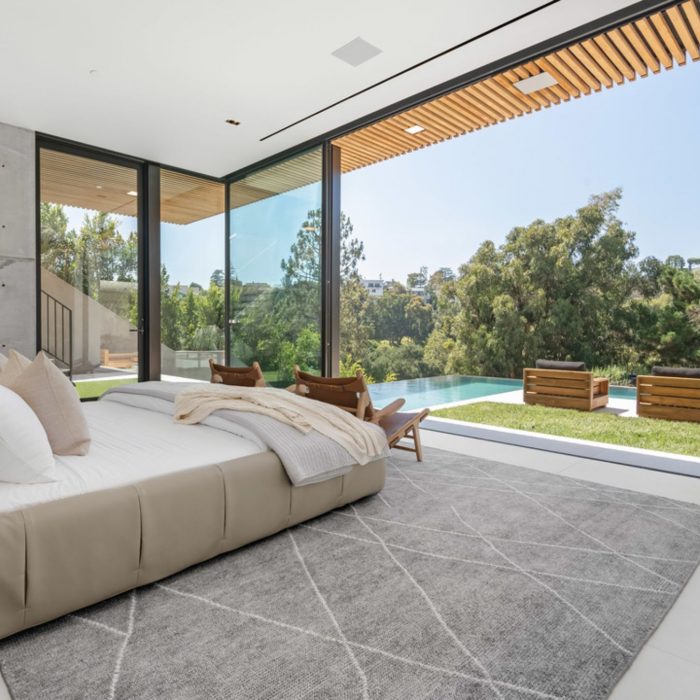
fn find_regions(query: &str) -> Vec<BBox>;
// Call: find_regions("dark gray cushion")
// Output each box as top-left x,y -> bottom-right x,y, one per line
651,366 -> 700,378
535,360 -> 586,372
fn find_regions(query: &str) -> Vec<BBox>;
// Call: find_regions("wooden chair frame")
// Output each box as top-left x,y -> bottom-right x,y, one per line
523,368 -> 609,412
291,366 -> 430,460
209,359 -> 266,387
636,374 -> 700,423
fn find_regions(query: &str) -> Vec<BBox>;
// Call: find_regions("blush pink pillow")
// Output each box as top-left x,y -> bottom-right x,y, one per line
10,352 -> 91,456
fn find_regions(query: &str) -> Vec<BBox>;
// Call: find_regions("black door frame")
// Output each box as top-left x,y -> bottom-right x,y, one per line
225,144 -> 340,376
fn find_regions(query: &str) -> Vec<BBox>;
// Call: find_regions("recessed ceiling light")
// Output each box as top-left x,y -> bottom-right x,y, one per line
95,185 -> 102,189
225,119 -> 241,126
404,125 -> 425,135
126,191 -> 138,196
332,37 -> 382,67
513,72 -> 557,94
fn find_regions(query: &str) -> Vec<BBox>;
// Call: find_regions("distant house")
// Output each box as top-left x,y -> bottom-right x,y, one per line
168,283 -> 203,297
361,278 -> 385,297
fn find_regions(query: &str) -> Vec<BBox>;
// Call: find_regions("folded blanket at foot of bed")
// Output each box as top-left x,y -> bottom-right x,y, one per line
102,382 -> 389,486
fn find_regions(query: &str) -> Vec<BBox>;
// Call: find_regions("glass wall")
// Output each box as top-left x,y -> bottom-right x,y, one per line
39,147 -> 140,399
160,170 -> 225,381
335,56 -> 700,459
228,148 -> 323,386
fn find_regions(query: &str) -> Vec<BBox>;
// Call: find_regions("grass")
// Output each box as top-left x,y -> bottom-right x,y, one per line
75,378 -> 136,400
432,401 -> 700,457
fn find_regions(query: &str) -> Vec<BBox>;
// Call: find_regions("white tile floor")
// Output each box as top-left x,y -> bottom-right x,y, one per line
2,431 -> 699,699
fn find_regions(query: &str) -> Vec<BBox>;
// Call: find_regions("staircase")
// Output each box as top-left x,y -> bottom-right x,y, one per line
41,290 -> 72,378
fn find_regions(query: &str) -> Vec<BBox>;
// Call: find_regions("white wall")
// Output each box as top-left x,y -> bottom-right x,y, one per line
41,269 -> 135,371
0,121 -> 36,358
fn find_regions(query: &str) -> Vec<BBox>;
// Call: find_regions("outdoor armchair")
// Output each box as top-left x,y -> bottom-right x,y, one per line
523,360 -> 609,412
636,366 -> 700,422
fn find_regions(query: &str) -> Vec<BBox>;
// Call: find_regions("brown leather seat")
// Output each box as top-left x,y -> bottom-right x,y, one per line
291,366 -> 430,461
209,359 -> 266,387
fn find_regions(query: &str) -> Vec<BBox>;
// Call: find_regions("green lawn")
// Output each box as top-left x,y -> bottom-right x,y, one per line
75,378 -> 136,400
432,402 -> 700,457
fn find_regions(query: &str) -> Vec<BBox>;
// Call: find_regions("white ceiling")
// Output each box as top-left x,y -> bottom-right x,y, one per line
0,0 -> 643,177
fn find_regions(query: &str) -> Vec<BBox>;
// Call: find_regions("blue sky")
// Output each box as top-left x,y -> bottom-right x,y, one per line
343,59 -> 700,282
68,59 -> 700,288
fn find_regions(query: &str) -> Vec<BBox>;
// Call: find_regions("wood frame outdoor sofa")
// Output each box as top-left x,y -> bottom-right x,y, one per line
636,367 -> 700,423
523,360 -> 609,412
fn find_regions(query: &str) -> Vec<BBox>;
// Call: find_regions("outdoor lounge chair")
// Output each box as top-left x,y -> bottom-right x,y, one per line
290,366 -> 430,461
636,366 -> 700,423
209,359 -> 266,387
523,360 -> 609,412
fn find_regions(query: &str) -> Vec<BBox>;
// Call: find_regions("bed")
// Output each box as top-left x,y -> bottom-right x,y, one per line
0,388 -> 386,640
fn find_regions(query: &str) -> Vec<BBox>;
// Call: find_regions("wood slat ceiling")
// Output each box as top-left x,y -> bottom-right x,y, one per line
334,0 -> 700,172
229,148 -> 322,209
161,169 -> 224,223
40,150 -> 224,225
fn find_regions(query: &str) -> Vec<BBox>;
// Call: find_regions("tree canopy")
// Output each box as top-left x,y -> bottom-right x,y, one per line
40,192 -> 700,385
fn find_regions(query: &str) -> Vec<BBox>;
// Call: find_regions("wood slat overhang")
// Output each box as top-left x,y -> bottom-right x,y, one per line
40,1 -> 700,216
229,148 -> 322,209
334,0 -> 700,172
40,149 -> 224,225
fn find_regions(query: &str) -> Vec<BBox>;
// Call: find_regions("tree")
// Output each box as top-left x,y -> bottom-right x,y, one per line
40,203 -> 77,282
426,190 -> 640,377
665,255 -> 686,270
77,212 -> 136,296
40,204 -> 138,295
652,266 -> 700,366
281,210 -> 365,284
159,266 -> 181,350
210,269 -> 225,287
339,278 -> 373,361
637,256 -> 665,298
115,232 -> 138,282
406,267 -> 428,289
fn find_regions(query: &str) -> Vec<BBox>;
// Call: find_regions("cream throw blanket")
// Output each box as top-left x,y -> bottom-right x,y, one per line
174,384 -> 387,466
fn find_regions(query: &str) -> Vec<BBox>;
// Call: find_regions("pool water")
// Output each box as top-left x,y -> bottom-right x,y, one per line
370,374 -> 636,411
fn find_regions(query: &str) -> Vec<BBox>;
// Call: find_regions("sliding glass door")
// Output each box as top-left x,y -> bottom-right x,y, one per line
39,146 -> 142,398
228,148 -> 323,386
160,169 -> 225,380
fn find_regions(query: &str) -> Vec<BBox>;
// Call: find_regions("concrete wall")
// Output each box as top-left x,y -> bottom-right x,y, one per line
0,121 -> 36,358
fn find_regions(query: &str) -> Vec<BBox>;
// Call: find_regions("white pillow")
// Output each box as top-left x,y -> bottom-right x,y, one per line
0,350 -> 32,387
0,385 -> 56,483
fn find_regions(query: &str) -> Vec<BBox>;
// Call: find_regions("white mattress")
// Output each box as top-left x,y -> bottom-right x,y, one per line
0,399 -> 265,513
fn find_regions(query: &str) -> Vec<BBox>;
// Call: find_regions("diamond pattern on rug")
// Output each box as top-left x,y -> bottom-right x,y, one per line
1,446 -> 699,700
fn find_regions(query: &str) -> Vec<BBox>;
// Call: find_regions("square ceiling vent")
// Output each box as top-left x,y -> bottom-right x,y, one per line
332,37 -> 382,67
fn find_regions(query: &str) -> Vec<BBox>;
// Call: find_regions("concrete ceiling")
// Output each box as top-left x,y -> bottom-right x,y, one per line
0,0 -> 644,177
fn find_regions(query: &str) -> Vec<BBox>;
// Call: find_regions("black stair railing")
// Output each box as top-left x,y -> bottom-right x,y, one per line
41,290 -> 73,378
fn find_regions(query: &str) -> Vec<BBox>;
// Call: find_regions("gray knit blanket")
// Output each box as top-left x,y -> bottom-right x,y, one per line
101,381 -> 388,486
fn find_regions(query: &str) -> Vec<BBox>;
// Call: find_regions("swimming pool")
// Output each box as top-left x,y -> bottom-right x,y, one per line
369,374 -> 636,411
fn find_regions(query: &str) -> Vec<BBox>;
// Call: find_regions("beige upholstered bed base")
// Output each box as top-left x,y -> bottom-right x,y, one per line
0,451 -> 385,640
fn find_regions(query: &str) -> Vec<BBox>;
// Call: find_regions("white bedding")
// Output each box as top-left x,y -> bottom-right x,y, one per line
0,399 -> 265,513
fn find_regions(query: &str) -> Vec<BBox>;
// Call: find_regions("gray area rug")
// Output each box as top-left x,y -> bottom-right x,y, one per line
2,447 -> 700,700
